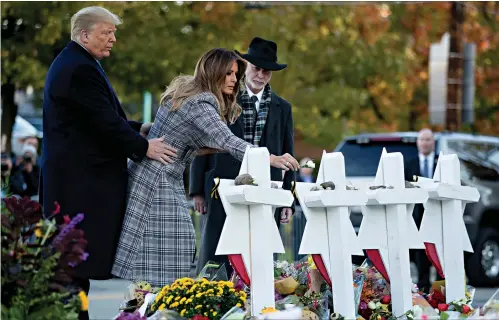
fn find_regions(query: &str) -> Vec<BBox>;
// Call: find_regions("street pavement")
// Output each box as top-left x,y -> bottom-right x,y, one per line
88,278 -> 498,320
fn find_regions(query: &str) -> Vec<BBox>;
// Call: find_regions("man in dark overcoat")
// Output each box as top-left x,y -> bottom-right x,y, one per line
404,128 -> 439,292
190,37 -> 296,275
41,6 -> 175,319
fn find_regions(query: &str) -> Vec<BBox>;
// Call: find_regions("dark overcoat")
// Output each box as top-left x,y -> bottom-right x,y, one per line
41,41 -> 148,279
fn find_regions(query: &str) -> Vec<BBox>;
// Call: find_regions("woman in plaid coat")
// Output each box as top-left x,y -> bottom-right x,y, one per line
112,48 -> 299,286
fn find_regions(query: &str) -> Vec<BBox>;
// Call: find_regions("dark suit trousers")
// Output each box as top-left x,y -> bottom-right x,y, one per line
412,204 -> 442,292
196,197 -> 281,278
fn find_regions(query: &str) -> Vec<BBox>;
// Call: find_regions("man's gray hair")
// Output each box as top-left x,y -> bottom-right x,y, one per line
71,6 -> 122,42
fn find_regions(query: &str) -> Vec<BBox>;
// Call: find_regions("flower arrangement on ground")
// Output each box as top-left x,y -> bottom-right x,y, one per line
1,196 -> 88,319
150,277 -> 247,320
272,258 -> 331,320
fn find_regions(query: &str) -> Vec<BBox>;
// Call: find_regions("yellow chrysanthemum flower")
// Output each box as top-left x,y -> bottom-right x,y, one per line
180,309 -> 187,317
236,303 -> 242,308
261,307 -> 278,314
213,311 -> 218,317
180,297 -> 186,304
308,255 -> 317,269
195,305 -> 203,309
166,296 -> 174,304
158,304 -> 166,311
78,291 -> 89,311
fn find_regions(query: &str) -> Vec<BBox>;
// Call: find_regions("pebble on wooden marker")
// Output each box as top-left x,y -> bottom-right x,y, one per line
404,181 -> 420,188
369,185 -> 387,190
320,181 -> 335,190
234,174 -> 258,186
309,181 -> 336,191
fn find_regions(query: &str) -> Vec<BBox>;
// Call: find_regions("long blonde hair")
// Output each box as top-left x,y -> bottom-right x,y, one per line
160,48 -> 246,124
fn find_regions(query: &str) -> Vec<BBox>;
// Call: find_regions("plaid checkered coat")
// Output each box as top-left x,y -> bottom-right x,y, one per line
112,92 -> 252,287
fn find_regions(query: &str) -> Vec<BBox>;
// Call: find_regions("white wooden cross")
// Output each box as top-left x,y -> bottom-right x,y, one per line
215,147 -> 294,316
357,149 -> 428,317
416,152 -> 479,303
295,151 -> 366,319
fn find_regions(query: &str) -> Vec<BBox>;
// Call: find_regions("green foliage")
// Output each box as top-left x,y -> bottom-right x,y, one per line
1,197 -> 87,319
2,2 -> 499,148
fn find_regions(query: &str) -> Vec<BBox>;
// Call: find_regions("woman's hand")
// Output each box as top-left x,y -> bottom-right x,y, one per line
270,153 -> 299,171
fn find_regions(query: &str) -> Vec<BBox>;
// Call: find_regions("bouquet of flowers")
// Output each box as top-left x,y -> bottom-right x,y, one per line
1,196 -> 88,319
478,289 -> 499,319
273,261 -> 300,295
150,277 -> 247,320
355,266 -> 391,320
118,281 -> 160,314
423,281 -> 475,315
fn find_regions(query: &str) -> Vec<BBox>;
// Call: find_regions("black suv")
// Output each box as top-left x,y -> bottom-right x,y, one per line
334,132 -> 499,287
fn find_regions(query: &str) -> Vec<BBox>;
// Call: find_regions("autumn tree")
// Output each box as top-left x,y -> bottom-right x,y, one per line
2,1 -> 498,152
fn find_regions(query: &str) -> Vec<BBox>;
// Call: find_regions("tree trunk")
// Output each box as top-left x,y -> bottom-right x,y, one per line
446,1 -> 465,131
1,82 -> 18,153
408,107 -> 417,131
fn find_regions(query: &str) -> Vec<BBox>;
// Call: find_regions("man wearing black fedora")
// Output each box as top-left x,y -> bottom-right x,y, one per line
190,37 -> 296,275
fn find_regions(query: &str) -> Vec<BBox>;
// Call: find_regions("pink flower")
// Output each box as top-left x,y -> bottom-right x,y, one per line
52,201 -> 61,215
422,314 -> 428,320
63,215 -> 71,224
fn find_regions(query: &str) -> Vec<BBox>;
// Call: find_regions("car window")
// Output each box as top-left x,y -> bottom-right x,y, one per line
338,140 -> 419,177
489,150 -> 499,167
460,159 -> 499,181
447,139 -> 499,159
446,139 -> 499,181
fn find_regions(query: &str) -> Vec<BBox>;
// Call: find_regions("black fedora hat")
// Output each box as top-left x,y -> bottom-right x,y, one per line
235,37 -> 287,71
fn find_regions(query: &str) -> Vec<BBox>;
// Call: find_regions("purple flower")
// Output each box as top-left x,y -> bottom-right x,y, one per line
68,252 -> 89,267
53,213 -> 84,246
115,311 -> 148,320
360,301 -> 368,310
234,278 -> 245,291
274,290 -> 282,301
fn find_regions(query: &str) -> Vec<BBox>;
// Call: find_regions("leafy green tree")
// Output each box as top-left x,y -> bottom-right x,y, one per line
2,2 -> 498,153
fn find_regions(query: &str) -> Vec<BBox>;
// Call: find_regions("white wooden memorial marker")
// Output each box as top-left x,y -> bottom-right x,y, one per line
215,147 -> 294,316
357,149 -> 428,317
416,152 -> 479,303
296,151 -> 367,319
295,151 -> 366,319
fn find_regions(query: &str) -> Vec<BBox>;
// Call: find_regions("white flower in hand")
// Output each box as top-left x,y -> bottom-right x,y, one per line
301,160 -> 315,169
